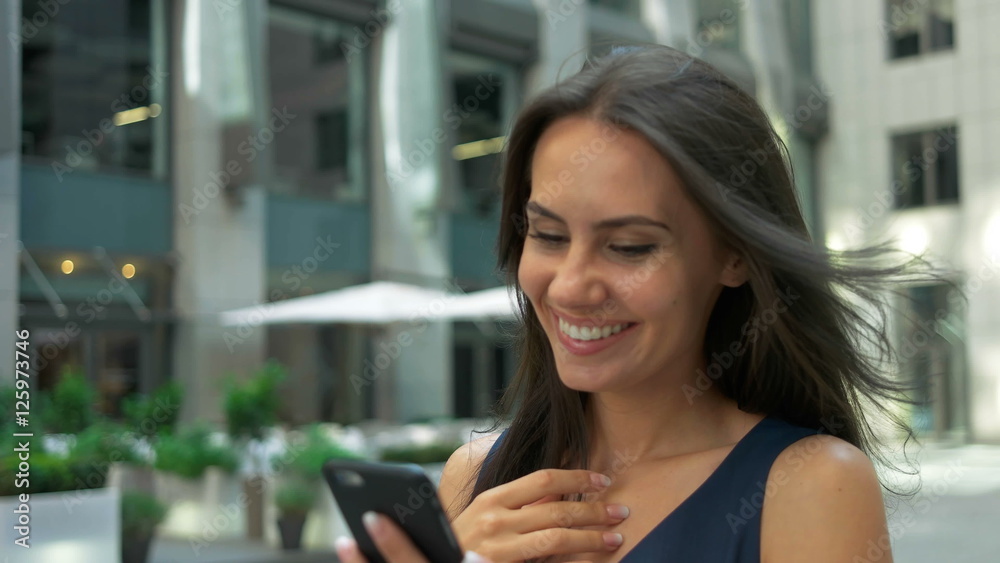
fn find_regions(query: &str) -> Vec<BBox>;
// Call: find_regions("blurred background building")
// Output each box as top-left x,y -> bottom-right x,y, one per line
0,0 -> 996,441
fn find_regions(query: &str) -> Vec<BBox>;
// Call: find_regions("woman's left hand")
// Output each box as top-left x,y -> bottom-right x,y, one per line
335,511 -> 491,563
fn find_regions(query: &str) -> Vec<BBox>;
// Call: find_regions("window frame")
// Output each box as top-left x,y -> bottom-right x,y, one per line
886,0 -> 955,60
890,125 -> 960,210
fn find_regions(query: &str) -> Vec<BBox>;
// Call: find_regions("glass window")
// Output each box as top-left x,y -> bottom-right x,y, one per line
588,0 -> 642,18
20,0 -> 169,179
891,126 -> 959,209
887,0 -> 954,59
695,0 -> 742,52
896,283 -> 965,436
449,52 -> 519,217
268,4 -> 367,202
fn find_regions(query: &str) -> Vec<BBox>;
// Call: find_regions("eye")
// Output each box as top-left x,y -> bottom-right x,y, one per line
610,244 -> 658,258
527,232 -> 566,245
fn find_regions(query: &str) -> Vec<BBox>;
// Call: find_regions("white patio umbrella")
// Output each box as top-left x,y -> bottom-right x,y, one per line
218,281 -> 457,326
433,285 -> 519,321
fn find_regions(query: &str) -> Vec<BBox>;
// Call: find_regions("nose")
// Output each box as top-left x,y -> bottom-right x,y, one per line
546,244 -> 611,315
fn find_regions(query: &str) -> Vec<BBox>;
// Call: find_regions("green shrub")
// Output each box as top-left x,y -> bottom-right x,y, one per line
153,425 -> 239,479
121,491 -> 168,537
122,382 -> 183,440
223,360 -> 285,443
278,424 -> 362,479
0,453 -> 75,495
274,476 -> 317,517
38,369 -> 97,434
379,442 -> 464,464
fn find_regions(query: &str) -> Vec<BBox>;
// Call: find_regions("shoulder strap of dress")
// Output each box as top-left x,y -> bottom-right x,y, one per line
472,428 -> 507,492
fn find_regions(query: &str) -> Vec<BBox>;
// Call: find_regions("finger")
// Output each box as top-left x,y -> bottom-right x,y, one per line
487,527 -> 623,561
516,500 -> 629,532
364,511 -> 430,563
522,493 -> 562,507
486,469 -> 611,509
335,536 -> 368,563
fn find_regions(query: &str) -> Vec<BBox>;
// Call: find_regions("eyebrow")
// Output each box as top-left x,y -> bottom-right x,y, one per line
525,201 -> 671,232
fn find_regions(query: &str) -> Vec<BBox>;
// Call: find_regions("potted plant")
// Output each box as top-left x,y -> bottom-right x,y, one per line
153,424 -> 240,537
274,476 -> 316,550
121,491 -> 168,563
271,425 -> 363,550
223,360 -> 285,539
120,381 -> 183,490
1,378 -> 120,563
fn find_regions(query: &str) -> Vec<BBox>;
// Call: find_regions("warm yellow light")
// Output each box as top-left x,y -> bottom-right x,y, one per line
122,263 -> 136,279
452,136 -> 506,161
113,105 -> 162,126
61,260 -> 74,274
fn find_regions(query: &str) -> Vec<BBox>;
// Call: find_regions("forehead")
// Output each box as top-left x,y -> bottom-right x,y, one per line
529,116 -> 690,221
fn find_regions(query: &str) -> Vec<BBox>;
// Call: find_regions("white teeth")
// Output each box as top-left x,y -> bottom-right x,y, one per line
558,317 -> 632,341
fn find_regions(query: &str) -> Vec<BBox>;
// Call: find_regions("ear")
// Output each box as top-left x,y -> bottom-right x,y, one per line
719,253 -> 749,288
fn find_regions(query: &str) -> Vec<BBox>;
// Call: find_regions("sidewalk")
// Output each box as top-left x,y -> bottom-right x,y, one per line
150,536 -> 336,563
148,442 -> 1000,563
887,442 -> 1000,563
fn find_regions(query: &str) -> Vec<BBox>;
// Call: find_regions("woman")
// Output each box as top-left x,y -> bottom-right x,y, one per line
337,45 -> 921,563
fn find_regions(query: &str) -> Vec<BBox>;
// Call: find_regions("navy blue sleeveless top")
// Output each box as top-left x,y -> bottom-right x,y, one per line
475,416 -> 817,562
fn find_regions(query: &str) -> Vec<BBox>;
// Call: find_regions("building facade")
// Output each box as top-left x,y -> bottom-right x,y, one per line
1,0 -> 823,426
814,0 -> 1000,442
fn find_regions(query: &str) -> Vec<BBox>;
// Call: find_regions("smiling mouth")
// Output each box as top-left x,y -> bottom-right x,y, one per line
557,317 -> 638,341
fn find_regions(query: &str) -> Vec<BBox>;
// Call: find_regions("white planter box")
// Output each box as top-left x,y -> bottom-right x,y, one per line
0,487 -> 119,563
155,467 -> 243,541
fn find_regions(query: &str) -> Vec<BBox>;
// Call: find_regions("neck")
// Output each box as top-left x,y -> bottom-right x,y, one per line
582,370 -> 760,475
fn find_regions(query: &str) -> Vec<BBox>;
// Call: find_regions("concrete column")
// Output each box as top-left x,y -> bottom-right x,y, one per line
171,0 -> 267,423
370,0 -> 452,422
526,0 -> 589,95
0,0 -> 21,386
642,0 -> 696,48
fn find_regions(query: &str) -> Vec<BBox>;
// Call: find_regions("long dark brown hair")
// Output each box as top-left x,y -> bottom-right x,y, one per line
466,45 -> 936,509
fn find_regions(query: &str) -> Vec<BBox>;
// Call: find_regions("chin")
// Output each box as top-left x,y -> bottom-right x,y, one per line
555,365 -> 617,393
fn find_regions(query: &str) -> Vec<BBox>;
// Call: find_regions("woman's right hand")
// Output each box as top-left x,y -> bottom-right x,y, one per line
450,469 -> 630,562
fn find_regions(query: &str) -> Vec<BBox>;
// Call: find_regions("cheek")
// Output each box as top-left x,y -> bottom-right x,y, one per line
516,251 -> 547,300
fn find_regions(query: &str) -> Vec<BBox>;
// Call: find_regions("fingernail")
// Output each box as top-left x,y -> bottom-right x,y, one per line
335,536 -> 357,558
606,504 -> 630,520
462,551 -> 490,563
362,511 -> 381,537
604,532 -> 624,548
335,536 -> 355,550
591,473 -> 612,489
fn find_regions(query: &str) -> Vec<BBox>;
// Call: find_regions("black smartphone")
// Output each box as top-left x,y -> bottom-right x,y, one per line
323,459 -> 465,563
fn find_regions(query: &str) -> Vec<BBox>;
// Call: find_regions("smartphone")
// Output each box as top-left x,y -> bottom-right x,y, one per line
323,459 -> 465,563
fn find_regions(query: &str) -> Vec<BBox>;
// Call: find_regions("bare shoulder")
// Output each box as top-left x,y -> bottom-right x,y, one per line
437,432 -> 503,519
762,434 -> 892,563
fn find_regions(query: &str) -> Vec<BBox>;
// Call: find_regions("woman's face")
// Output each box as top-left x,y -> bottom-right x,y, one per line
517,116 -> 745,394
